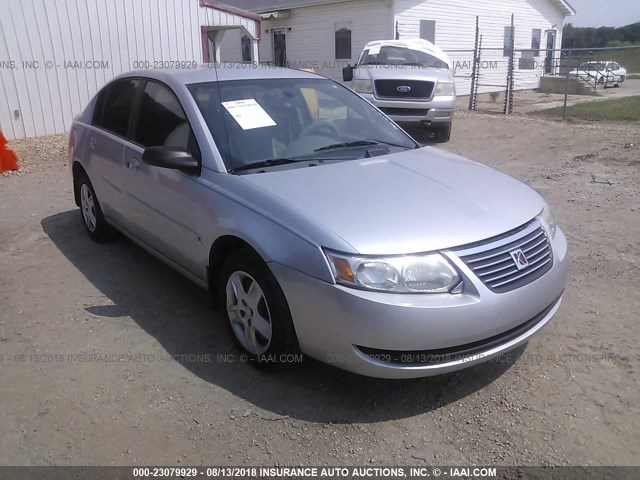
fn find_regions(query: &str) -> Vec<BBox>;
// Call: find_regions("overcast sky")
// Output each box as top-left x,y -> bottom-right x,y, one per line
568,0 -> 640,27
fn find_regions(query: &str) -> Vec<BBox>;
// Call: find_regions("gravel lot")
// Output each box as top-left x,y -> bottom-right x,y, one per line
1,113 -> 638,466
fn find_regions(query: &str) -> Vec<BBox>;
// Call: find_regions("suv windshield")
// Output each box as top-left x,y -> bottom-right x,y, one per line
359,46 -> 448,68
188,78 -> 417,172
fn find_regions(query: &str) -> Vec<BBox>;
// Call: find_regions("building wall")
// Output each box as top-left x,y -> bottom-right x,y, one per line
394,0 -> 566,95
219,29 -> 245,63
258,0 -> 393,81
0,0 -> 258,139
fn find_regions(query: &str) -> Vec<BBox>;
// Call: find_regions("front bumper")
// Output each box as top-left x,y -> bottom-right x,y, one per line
360,92 -> 455,125
269,227 -> 568,379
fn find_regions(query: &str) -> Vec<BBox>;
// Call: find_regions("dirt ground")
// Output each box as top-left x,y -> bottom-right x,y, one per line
1,112 -> 639,467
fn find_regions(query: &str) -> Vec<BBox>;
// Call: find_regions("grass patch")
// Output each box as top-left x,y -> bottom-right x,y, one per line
537,95 -> 640,121
626,73 -> 640,79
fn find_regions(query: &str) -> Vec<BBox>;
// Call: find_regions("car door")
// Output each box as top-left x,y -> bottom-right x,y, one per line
122,79 -> 204,277
85,79 -> 140,228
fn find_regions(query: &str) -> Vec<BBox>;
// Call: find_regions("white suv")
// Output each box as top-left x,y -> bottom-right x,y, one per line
343,39 -> 456,142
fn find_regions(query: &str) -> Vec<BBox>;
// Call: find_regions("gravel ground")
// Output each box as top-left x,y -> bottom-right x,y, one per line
0,112 -> 638,466
1,134 -> 68,177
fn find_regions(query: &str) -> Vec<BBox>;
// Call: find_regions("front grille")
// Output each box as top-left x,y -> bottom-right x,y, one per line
374,80 -> 434,99
379,107 -> 429,116
456,222 -> 553,293
355,294 -> 561,366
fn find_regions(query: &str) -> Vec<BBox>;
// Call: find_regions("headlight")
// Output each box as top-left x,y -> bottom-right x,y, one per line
434,81 -> 455,96
538,204 -> 557,238
324,250 -> 461,293
352,79 -> 374,94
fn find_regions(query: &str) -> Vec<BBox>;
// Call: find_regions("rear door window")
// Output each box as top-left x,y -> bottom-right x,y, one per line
94,79 -> 140,138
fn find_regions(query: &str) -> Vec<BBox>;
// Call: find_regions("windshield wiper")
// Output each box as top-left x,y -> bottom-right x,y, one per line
228,158 -> 301,173
314,139 -> 416,152
228,156 -> 355,173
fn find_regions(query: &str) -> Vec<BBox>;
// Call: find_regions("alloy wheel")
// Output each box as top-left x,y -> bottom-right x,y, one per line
225,271 -> 273,355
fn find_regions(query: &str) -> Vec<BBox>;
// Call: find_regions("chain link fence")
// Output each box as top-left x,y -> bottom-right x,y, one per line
445,15 -> 640,119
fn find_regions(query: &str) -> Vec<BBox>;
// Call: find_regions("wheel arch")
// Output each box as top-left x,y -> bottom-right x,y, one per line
72,161 -> 88,207
207,235 -> 264,308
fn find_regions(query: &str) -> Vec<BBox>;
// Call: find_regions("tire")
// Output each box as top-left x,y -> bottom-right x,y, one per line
219,249 -> 299,365
77,172 -> 115,242
432,124 -> 452,143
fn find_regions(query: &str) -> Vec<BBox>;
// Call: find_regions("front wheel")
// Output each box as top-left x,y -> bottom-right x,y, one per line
219,249 -> 299,364
432,124 -> 452,143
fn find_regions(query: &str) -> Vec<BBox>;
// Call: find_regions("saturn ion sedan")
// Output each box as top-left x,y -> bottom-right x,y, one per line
69,65 -> 568,378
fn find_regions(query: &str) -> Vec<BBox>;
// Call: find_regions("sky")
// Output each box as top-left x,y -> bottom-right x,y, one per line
568,0 -> 640,27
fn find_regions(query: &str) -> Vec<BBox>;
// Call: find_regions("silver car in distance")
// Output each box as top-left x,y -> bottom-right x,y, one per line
69,65 -> 568,379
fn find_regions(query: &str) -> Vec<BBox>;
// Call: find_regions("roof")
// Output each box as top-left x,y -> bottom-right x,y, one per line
199,1 -> 261,21
229,0 -> 356,14
116,64 -> 322,86
228,0 -> 575,16
550,0 -> 576,16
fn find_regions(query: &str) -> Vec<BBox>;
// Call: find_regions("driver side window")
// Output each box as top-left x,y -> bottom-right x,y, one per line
133,81 -> 200,159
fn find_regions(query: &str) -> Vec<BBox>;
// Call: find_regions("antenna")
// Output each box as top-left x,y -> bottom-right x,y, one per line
209,43 -> 232,171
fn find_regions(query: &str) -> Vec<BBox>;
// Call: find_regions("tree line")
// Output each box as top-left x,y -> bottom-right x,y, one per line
562,22 -> 640,48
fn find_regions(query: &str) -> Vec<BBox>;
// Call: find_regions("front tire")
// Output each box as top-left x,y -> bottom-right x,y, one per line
77,173 -> 114,242
219,249 -> 299,365
433,124 -> 452,143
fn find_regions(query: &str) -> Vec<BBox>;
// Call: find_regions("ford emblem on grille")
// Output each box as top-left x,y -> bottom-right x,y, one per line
397,85 -> 411,93
509,248 -> 530,270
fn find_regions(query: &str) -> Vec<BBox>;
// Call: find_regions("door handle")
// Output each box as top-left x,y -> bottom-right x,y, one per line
126,158 -> 139,171
89,137 -> 97,150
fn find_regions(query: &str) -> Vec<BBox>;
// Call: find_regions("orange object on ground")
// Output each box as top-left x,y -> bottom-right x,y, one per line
0,131 -> 19,172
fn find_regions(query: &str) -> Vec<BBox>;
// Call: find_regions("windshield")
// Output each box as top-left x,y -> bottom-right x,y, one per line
579,62 -> 605,71
188,78 -> 417,172
359,46 -> 448,68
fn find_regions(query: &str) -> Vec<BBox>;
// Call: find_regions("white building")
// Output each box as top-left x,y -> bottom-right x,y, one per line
0,0 -> 260,139
232,0 -> 575,94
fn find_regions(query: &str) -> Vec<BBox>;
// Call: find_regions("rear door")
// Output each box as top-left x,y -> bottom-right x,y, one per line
122,80 -> 204,277
85,79 -> 141,228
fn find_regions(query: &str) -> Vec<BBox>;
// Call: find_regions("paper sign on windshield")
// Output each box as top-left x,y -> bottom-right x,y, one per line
221,99 -> 277,130
368,45 -> 382,55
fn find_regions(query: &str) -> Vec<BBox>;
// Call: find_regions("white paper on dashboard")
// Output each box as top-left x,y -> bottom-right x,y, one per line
221,99 -> 277,130
368,45 -> 382,55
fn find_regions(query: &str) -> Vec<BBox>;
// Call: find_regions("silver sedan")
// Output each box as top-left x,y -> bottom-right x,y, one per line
69,65 -> 568,378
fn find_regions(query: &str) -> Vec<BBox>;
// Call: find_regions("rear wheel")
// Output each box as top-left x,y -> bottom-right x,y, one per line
432,124 -> 452,143
219,249 -> 299,365
77,173 -> 114,242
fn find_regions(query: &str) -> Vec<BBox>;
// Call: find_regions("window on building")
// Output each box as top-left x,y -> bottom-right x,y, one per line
519,50 -> 535,70
503,26 -> 514,57
335,28 -> 352,59
241,35 -> 252,62
419,20 -> 436,44
531,28 -> 541,56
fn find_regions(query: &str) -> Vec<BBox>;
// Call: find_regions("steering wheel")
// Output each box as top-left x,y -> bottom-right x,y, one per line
298,120 -> 339,139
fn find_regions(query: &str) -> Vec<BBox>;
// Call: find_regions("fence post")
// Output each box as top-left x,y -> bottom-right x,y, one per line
468,16 -> 480,111
561,56 -> 574,120
503,14 -> 515,114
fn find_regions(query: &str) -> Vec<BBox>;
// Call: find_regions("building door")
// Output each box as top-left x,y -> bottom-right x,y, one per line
273,29 -> 287,67
544,30 -> 556,74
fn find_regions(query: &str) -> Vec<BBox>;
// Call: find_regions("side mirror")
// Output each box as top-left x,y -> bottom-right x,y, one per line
142,146 -> 199,174
342,65 -> 354,82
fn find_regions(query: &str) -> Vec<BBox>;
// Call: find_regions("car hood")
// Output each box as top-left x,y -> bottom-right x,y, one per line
241,148 -> 545,255
357,65 -> 452,83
